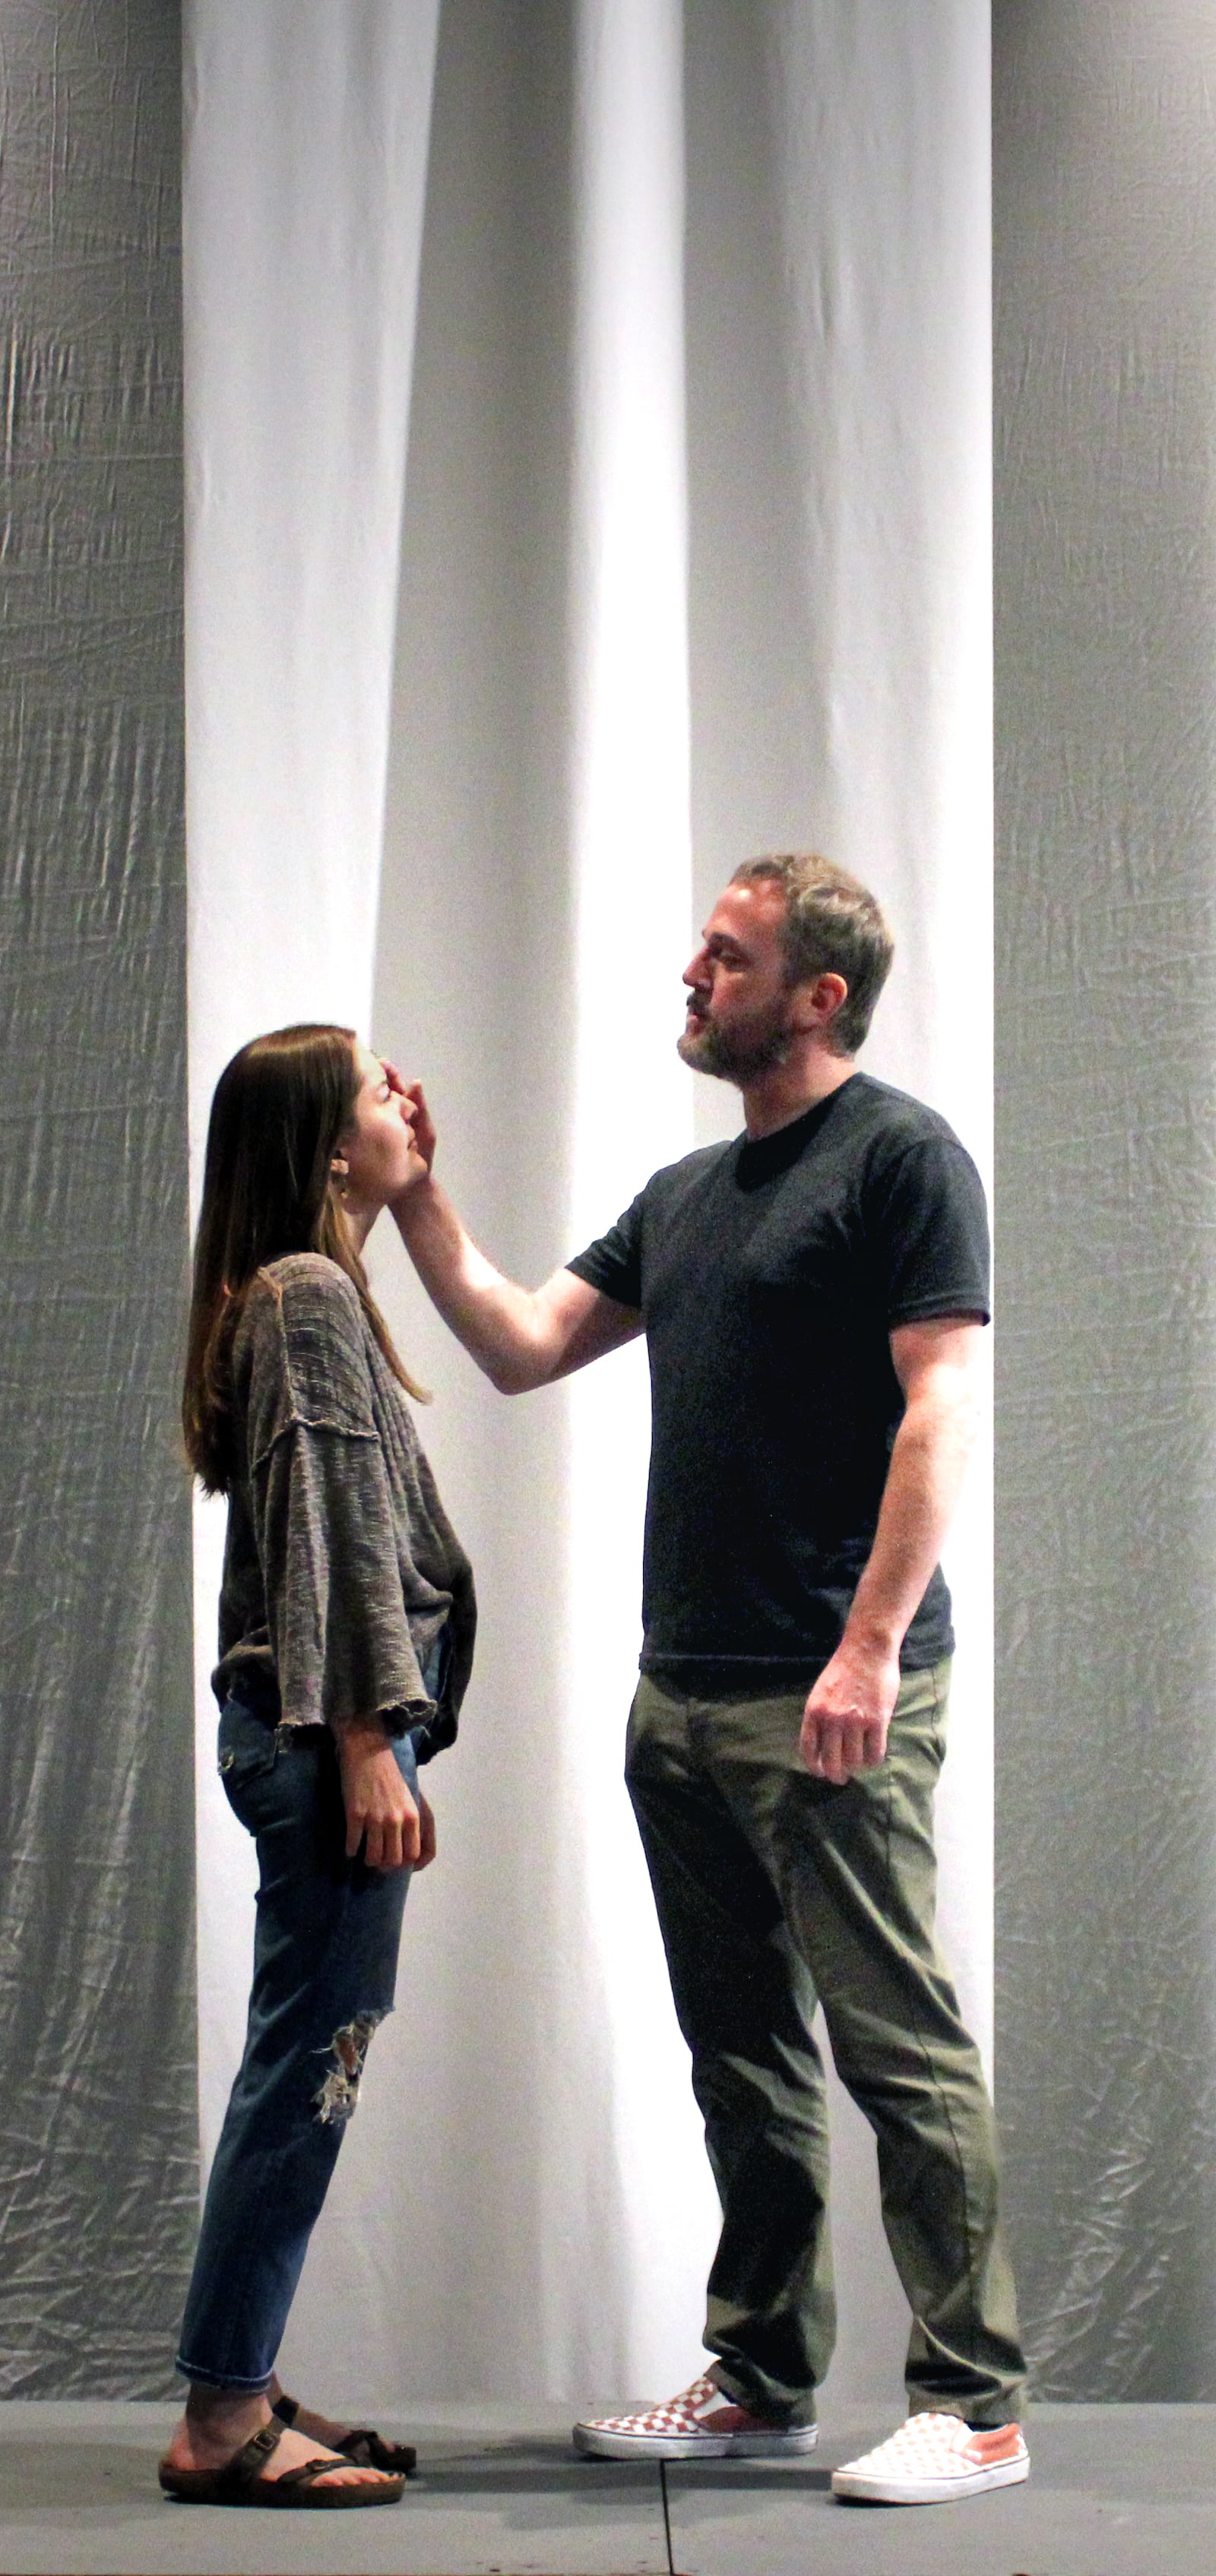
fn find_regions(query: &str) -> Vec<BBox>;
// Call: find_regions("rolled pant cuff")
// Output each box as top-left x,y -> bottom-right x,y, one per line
176,2356 -> 274,2393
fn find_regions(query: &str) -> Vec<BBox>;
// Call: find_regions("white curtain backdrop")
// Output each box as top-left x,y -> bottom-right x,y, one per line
182,0 -> 992,2413
182,0 -> 441,2170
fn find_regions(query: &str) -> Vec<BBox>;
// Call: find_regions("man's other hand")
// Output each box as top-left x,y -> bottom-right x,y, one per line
382,1062 -> 437,1198
400,1080 -> 436,1176
800,1639 -> 901,1785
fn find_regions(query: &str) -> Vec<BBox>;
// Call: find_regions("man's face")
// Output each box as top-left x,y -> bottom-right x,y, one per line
678,879 -> 796,1082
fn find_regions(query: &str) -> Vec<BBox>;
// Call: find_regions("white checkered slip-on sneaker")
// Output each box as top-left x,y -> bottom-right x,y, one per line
831,2411 -> 1028,2504
573,2373 -> 819,2460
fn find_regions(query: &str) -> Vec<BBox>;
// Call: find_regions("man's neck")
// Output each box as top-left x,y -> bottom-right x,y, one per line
739,1050 -> 856,1141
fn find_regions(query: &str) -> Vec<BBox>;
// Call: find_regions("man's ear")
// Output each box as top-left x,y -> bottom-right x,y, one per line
788,971 -> 848,1034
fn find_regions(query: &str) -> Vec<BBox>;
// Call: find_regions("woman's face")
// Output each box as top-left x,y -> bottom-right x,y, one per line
335,1043 -> 423,1233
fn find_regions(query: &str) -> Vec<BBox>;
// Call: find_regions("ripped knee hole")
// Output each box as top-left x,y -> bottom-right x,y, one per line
313,2011 -> 385,2126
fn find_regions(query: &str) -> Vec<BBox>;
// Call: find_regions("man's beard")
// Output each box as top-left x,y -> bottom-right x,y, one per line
677,1007 -> 792,1083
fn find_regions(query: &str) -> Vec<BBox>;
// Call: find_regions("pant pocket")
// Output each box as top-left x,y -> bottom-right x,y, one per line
217,1697 -> 280,1827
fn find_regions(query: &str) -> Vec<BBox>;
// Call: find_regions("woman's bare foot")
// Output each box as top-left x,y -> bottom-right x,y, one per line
161,2388 -> 397,2492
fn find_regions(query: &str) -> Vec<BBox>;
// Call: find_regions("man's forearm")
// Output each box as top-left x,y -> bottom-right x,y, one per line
844,1379 -> 979,1658
391,1176 -> 549,1391
802,1321 -> 983,1781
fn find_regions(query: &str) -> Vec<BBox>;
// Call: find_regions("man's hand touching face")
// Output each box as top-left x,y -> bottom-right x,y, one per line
380,1062 -> 437,1191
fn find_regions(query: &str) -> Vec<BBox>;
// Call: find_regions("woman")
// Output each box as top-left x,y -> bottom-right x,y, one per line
160,1025 -> 475,2508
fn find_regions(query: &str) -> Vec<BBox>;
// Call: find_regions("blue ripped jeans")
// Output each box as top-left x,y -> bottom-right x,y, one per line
176,1672 -> 435,2391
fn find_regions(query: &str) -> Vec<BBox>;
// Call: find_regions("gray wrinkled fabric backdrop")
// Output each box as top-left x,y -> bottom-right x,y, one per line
2,0 -> 1214,2404
995,0 -> 1216,2397
0,0 -> 196,2390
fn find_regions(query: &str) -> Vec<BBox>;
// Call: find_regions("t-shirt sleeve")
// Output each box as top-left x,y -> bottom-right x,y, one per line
565,1188 -> 647,1309
242,1267 -> 429,1728
864,1134 -> 991,1328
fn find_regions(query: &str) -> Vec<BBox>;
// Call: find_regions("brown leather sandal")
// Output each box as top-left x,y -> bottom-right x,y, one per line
274,2390 -> 417,2477
159,2416 -> 406,2508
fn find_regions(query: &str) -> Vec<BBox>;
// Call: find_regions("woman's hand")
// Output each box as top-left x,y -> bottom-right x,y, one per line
334,1716 -> 422,1873
414,1786 -> 436,1870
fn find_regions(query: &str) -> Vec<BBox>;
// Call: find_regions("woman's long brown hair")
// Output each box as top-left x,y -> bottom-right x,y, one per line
183,1024 -> 425,1495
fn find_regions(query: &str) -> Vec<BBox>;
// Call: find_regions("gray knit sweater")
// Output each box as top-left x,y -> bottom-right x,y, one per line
213,1252 -> 476,1760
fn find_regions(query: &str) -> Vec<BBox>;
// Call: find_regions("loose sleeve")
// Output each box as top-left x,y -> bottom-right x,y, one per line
565,1188 -> 647,1309
242,1265 -> 429,1729
863,1135 -> 991,1328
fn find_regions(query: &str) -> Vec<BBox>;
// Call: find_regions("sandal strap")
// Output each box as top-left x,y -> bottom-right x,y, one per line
337,2427 -> 382,2460
261,2408 -> 368,2491
338,2426 -> 416,2471
274,2448 -> 401,2492
210,2419 -> 284,2494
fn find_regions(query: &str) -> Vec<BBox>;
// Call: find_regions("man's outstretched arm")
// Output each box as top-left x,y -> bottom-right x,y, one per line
388,1081 -> 642,1392
800,1314 -> 985,1786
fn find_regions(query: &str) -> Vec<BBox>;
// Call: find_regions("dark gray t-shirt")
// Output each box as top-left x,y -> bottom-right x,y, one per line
214,1252 -> 476,1761
567,1073 -> 990,1689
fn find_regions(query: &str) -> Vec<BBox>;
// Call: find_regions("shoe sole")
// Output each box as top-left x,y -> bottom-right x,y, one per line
832,2455 -> 1029,2505
574,2423 -> 819,2461
160,2467 -> 405,2508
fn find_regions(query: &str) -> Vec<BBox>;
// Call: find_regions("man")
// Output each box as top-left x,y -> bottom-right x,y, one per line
390,855 -> 1027,2507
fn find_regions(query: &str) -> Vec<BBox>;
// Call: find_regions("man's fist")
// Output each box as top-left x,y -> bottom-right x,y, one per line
800,1640 -> 901,1786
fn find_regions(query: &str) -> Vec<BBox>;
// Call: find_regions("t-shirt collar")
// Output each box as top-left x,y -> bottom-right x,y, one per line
734,1074 -> 860,1189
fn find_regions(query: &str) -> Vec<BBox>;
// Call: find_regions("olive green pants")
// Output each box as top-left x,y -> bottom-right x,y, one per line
625,1660 -> 1024,2426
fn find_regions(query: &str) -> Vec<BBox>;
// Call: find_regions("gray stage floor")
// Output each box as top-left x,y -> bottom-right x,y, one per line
0,2399 -> 1211,2575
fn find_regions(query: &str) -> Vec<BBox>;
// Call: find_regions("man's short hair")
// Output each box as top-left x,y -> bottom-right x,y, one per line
732,853 -> 895,1055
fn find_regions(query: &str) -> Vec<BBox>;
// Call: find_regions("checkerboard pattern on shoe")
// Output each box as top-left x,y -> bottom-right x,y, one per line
831,2411 -> 1029,2504
573,2372 -> 819,2460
